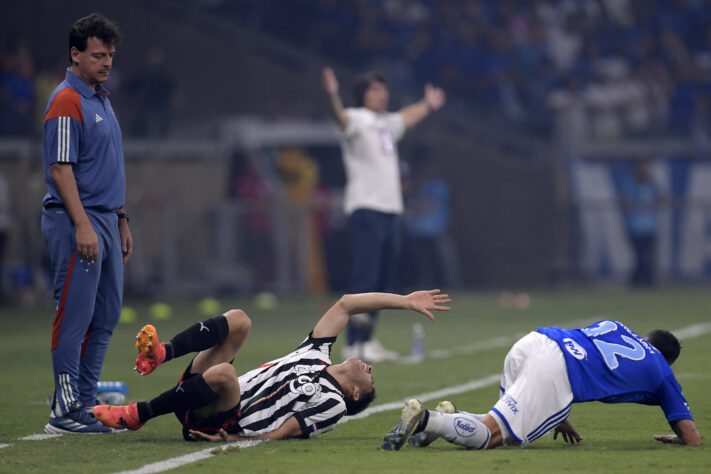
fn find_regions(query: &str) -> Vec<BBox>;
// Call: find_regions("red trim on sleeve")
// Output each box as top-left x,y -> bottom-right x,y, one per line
44,87 -> 83,123
51,254 -> 77,350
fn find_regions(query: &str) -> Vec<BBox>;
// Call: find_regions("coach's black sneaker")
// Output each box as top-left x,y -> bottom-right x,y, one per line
381,399 -> 424,451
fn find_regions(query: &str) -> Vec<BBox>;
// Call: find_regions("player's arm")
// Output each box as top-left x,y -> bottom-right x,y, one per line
654,419 -> 702,445
312,290 -> 451,339
322,67 -> 349,131
399,83 -> 446,129
116,207 -> 133,264
188,416 -> 303,442
49,163 -> 99,263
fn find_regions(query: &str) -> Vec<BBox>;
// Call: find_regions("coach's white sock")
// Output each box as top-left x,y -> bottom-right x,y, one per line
424,412 -> 491,450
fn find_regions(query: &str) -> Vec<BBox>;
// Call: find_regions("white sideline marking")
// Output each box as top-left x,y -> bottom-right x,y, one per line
673,321 -> 711,340
340,374 -> 502,423
0,443 -> 13,449
113,440 -> 263,474
21,434 -> 62,440
394,317 -> 596,364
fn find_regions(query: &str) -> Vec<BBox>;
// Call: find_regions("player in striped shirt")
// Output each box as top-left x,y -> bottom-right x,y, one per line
94,290 -> 450,440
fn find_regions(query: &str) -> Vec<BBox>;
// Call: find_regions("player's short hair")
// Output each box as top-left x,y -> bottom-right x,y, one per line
352,72 -> 387,107
646,329 -> 681,365
344,386 -> 376,416
68,13 -> 121,64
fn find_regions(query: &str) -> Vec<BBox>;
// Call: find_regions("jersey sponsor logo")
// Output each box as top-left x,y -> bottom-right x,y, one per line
502,394 -> 519,414
454,417 -> 477,437
95,114 -> 103,123
289,375 -> 322,398
563,338 -> 587,360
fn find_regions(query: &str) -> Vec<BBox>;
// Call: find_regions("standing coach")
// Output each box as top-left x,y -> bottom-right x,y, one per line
42,13 -> 132,434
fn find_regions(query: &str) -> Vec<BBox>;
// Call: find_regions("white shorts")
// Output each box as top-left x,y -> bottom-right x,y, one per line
490,332 -> 573,446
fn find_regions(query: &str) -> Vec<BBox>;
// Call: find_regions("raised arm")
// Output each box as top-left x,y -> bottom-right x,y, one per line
400,83 -> 446,129
312,290 -> 451,339
322,67 -> 349,131
654,419 -> 702,446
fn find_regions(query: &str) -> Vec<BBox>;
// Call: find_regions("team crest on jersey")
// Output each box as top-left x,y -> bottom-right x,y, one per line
290,375 -> 322,399
563,338 -> 587,360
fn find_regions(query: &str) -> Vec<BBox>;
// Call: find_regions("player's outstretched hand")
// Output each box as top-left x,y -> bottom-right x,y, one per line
406,289 -> 451,320
322,67 -> 339,94
424,84 -> 446,111
553,420 -> 583,445
654,434 -> 680,444
189,428 -> 240,442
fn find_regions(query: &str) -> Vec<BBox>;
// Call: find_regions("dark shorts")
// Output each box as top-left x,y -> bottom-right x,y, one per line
175,357 -> 241,441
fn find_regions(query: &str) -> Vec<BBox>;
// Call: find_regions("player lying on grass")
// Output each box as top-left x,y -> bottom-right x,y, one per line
94,290 -> 450,440
381,320 -> 701,451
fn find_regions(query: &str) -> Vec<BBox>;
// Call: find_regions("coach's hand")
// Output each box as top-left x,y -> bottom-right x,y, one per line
406,289 -> 451,321
553,420 -> 583,445
189,428 -> 240,442
76,223 -> 99,263
119,218 -> 133,264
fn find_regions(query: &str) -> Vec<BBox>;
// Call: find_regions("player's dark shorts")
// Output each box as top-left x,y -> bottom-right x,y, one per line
175,357 -> 241,441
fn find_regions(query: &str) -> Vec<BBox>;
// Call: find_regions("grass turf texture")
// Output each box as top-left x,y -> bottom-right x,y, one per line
1,288 -> 709,473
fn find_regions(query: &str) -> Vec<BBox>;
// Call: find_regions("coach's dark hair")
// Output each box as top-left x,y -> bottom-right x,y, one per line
344,387 -> 376,416
68,13 -> 121,64
646,329 -> 681,365
352,72 -> 387,107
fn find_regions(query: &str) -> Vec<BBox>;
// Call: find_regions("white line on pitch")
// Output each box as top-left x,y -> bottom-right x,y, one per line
112,440 -> 264,474
0,443 -> 13,449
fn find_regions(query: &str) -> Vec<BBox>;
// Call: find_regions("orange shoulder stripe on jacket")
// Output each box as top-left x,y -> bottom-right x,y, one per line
44,87 -> 83,123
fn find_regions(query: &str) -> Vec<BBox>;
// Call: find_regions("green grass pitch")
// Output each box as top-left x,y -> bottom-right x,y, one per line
1,288 -> 709,473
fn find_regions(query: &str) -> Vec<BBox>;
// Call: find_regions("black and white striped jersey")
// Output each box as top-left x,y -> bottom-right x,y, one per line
236,332 -> 346,438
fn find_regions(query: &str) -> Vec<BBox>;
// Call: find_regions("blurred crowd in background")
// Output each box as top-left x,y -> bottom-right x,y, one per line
4,0 -> 711,141
2,0 -> 711,304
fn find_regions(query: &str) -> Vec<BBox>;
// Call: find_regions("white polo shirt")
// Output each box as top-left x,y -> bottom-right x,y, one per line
340,108 -> 406,215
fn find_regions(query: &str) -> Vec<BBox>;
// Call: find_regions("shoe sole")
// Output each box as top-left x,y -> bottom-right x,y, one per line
135,325 -> 162,375
408,400 -> 457,448
381,399 -> 424,451
136,325 -> 159,357
44,422 -> 116,434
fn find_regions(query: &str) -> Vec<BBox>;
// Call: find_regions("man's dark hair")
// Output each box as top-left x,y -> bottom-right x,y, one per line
352,72 -> 387,107
68,13 -> 121,64
646,329 -> 681,365
344,387 -> 376,416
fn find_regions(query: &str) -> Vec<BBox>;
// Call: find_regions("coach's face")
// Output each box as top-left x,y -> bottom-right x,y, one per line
71,37 -> 115,87
363,81 -> 389,113
344,357 -> 374,398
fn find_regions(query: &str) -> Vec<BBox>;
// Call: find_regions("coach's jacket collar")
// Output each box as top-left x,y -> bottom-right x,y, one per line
65,68 -> 110,99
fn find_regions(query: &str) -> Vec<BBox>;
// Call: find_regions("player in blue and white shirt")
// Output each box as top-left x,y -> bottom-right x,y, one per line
382,320 -> 701,451
94,290 -> 451,441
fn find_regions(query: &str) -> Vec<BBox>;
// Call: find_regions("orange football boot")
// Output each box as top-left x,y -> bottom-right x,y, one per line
94,403 -> 144,430
134,324 -> 166,375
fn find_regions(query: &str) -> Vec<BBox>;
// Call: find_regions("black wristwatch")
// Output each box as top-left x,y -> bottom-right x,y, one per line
117,211 -> 129,223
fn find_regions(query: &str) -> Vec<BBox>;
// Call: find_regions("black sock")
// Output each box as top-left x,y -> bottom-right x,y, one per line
164,315 -> 229,362
415,410 -> 430,433
137,374 -> 217,422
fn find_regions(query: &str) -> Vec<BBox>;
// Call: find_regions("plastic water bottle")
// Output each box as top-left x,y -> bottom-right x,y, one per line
411,323 -> 425,360
97,381 -> 128,405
